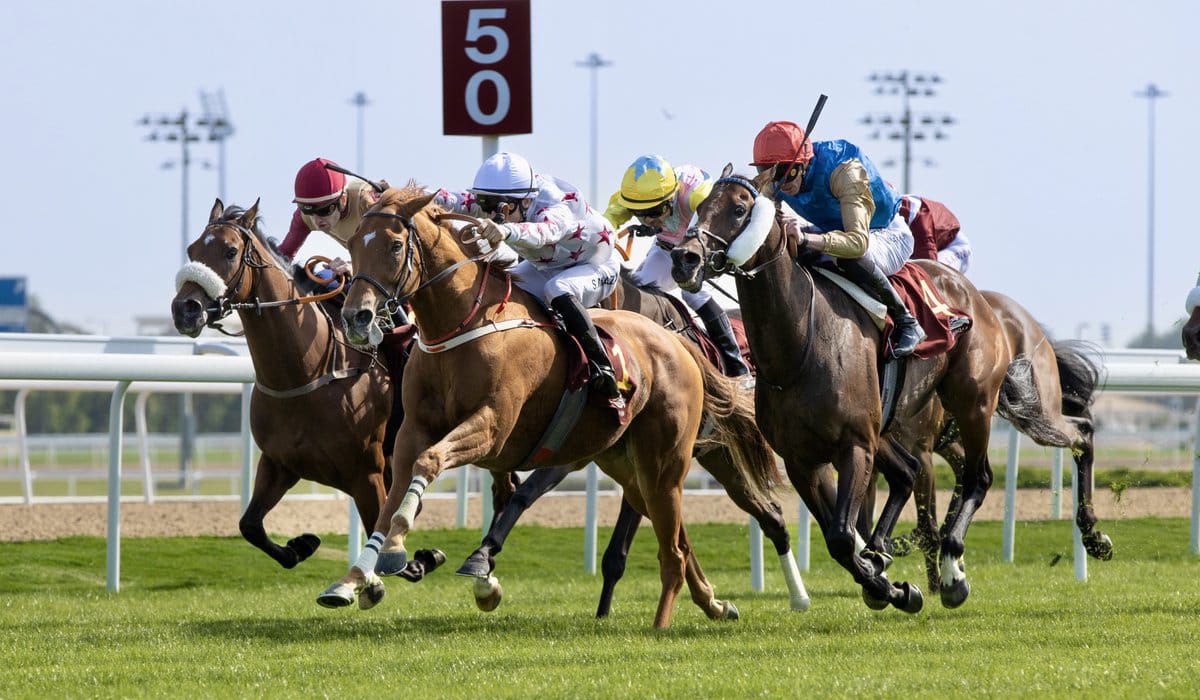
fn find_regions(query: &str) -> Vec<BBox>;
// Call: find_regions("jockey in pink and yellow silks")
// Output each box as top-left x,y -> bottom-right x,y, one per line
604,155 -> 751,378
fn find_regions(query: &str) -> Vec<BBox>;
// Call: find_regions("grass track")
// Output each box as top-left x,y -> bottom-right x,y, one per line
1,519 -> 1198,698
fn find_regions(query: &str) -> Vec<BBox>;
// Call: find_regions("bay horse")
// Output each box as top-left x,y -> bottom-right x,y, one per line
671,166 -> 1012,611
454,269 -> 808,616
318,186 -> 780,628
170,200 -> 393,594
1183,281 -> 1200,360
902,291 -> 1109,594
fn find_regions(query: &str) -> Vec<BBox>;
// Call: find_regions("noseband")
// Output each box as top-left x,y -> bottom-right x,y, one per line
681,176 -> 781,281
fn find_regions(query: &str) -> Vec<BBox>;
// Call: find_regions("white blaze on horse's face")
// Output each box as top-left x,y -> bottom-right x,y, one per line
362,231 -> 377,248
203,233 -> 215,245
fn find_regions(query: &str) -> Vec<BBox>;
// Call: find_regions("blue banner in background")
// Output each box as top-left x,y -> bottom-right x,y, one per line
0,277 -> 28,332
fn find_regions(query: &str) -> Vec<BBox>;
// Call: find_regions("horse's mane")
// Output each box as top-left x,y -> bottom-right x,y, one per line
378,181 -> 447,219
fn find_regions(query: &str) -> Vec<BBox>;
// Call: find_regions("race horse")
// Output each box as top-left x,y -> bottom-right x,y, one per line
903,291 -> 1110,594
171,200 -> 394,587
1183,280 -> 1200,360
671,166 -> 1013,611
318,185 -> 780,628
451,269 -> 808,616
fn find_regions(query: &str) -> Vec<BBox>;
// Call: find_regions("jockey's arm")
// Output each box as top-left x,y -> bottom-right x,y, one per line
500,203 -> 573,248
602,191 -> 633,229
276,209 -> 313,260
808,159 -> 874,259
428,188 -> 487,217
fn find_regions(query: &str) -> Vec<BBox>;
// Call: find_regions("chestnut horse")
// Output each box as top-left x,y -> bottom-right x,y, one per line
1183,280 -> 1200,359
171,200 -> 392,590
671,167 -> 1012,611
902,291 -> 1109,594
454,269 -> 808,616
318,186 -> 780,628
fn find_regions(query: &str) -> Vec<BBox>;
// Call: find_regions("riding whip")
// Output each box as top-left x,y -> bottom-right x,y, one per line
775,93 -> 828,191
323,162 -> 387,193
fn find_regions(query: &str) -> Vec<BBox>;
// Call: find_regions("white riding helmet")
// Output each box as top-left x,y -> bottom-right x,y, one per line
469,152 -> 539,198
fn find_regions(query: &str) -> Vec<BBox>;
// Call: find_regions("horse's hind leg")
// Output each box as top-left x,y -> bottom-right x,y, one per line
239,454 -> 314,568
597,496 -> 643,618
700,447 -> 808,611
1069,418 -> 1112,560
867,438 -> 920,566
457,465 -> 577,579
908,446 -> 942,596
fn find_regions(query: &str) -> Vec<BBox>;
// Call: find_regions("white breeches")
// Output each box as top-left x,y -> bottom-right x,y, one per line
630,244 -> 711,308
861,214 -> 915,277
937,233 -> 972,274
512,257 -> 620,307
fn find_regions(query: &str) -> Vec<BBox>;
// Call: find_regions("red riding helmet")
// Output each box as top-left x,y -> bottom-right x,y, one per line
293,158 -> 346,204
749,121 -> 814,167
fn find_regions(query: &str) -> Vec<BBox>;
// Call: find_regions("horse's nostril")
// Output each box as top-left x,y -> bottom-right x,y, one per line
683,251 -> 701,268
352,309 -> 375,329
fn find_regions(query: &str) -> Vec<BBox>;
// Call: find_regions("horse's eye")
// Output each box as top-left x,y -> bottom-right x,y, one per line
733,205 -> 747,217
390,240 -> 404,254
224,246 -> 238,261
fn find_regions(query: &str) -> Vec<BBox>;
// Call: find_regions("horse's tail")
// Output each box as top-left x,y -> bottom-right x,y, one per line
1052,340 -> 1100,423
677,339 -> 780,501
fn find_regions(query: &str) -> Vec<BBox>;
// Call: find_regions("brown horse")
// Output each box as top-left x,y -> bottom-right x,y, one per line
901,291 -> 1109,594
1183,284 -> 1200,359
671,166 -> 1012,611
170,200 -> 392,591
454,269 -> 809,616
317,186 -> 780,628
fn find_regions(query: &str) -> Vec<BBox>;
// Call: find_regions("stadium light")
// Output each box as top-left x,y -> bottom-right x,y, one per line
860,71 -> 955,193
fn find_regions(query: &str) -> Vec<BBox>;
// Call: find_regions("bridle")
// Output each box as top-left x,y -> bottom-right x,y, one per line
350,208 -> 519,346
679,176 -> 787,283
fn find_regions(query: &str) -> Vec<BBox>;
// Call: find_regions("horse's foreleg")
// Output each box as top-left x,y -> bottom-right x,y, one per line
937,409 -> 994,609
868,438 -> 920,563
679,523 -> 737,621
239,455 -> 312,568
909,448 -> 942,596
458,465 -> 577,579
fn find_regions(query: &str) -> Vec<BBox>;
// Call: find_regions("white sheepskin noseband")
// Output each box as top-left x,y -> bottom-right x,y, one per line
175,261 -> 228,299
726,195 -> 777,267
1186,285 -> 1200,314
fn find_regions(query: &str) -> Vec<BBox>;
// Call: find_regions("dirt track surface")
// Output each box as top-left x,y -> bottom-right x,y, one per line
0,487 -> 1189,542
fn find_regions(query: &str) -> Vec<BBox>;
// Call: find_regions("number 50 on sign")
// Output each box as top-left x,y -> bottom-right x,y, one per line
442,0 -> 532,136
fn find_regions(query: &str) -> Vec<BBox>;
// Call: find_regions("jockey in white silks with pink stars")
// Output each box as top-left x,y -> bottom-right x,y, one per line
431,152 -> 622,397
604,155 -> 752,378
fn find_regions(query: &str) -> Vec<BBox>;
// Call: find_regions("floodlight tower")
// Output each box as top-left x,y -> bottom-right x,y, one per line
198,89 -> 235,201
859,71 -> 955,193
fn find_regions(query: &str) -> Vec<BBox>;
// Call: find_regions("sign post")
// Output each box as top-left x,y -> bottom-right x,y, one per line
0,277 -> 28,332
442,0 -> 532,159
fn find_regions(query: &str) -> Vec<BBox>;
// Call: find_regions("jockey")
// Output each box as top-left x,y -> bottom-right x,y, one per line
604,155 -> 751,378
900,194 -> 972,274
752,121 -> 925,358
431,152 -> 622,398
277,157 -> 383,278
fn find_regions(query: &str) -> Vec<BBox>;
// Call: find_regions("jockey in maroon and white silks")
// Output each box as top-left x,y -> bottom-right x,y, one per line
900,194 -> 972,274
432,152 -> 622,397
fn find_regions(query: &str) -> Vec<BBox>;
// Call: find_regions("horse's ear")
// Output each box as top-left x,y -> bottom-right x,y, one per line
720,162 -> 734,179
208,198 -> 224,224
400,191 -> 436,218
752,168 -> 774,194
240,198 -> 261,230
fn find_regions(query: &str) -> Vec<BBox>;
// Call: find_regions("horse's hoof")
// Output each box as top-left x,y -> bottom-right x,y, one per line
939,576 -> 970,609
375,549 -> 408,576
721,600 -> 739,621
316,581 -> 354,609
287,533 -> 321,562
472,575 -> 503,612
358,575 -> 385,610
1084,532 -> 1114,561
455,550 -> 492,579
789,594 -> 811,612
896,581 -> 923,614
862,589 -> 889,611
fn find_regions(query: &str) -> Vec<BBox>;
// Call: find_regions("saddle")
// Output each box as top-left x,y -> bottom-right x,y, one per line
654,292 -> 755,375
815,262 -> 971,360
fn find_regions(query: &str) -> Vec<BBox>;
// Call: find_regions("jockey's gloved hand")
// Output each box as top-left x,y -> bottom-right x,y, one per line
629,224 -> 660,237
477,219 -> 507,244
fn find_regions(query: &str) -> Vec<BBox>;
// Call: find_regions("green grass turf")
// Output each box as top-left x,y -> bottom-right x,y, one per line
0,519 -> 1197,698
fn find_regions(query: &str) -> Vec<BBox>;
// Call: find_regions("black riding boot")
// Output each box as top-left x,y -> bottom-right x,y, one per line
841,257 -> 925,359
550,294 -> 620,398
696,299 -> 751,377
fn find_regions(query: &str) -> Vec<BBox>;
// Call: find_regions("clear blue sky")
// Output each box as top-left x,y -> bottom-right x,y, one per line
2,0 -> 1196,345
